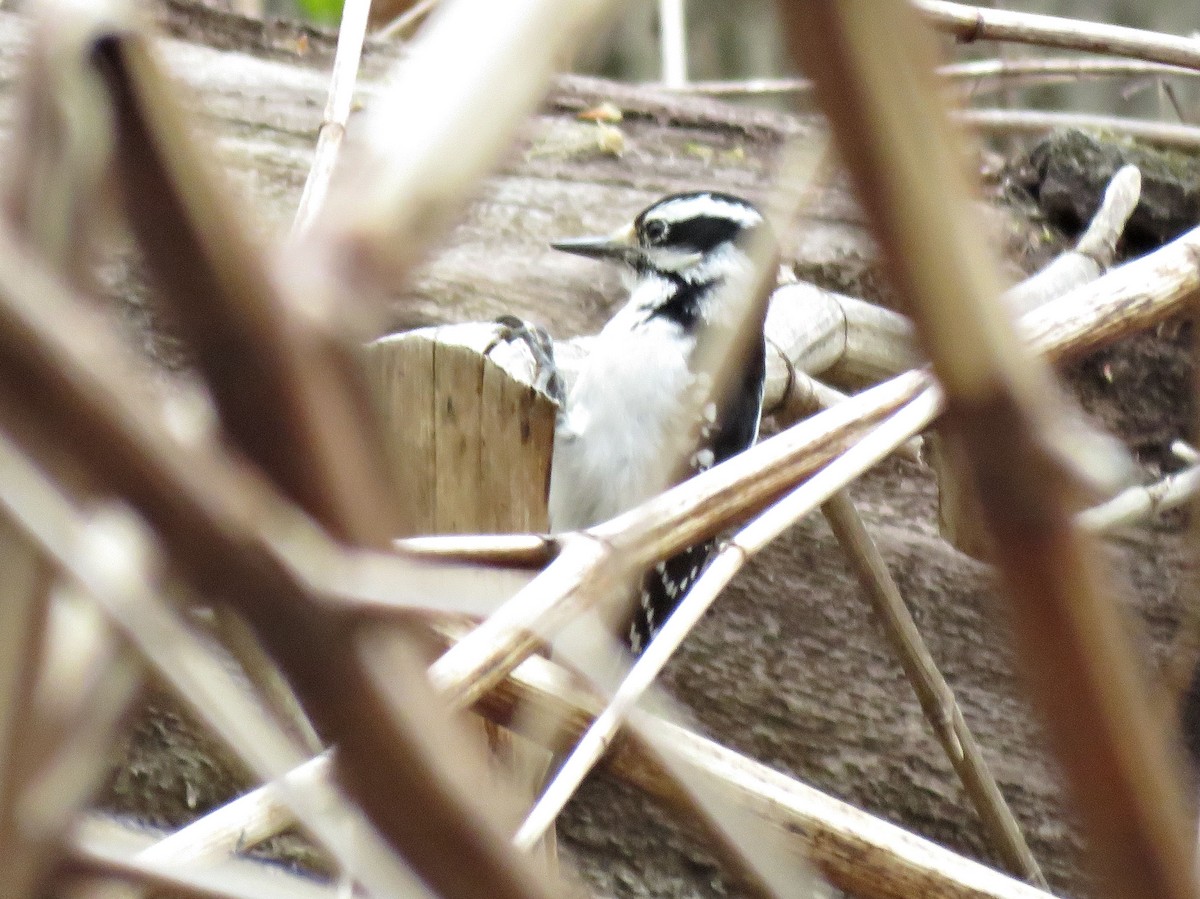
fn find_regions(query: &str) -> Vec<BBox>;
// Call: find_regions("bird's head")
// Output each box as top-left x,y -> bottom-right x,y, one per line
551,191 -> 769,287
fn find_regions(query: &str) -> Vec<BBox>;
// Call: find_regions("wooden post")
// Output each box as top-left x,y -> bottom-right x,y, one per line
363,323 -> 559,858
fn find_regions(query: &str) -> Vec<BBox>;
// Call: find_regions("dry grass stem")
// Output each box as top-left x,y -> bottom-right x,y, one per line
1,0 -> 121,290
658,0 -> 687,86
760,282 -> 917,395
0,432 -> 143,899
304,0 -> 624,309
481,646 -> 1058,899
0,453 -> 419,897
960,108 -> 1200,150
770,371 -> 924,463
135,754 -> 332,866
432,212 -> 1200,706
0,523 -> 51,899
666,58 -> 1200,98
1173,440 -> 1199,465
547,617 -> 823,899
0,156 -> 566,899
392,533 -> 557,568
1021,222 -> 1200,363
71,816 -> 342,899
514,387 -> 938,850
94,27 -> 401,544
821,492 -> 1045,885
1078,464 -> 1200,533
208,608 -> 324,755
780,4 -> 1196,898
292,0 -> 373,236
431,370 -> 929,710
1004,165 -> 1141,316
948,56 -> 1200,96
918,0 -> 1200,71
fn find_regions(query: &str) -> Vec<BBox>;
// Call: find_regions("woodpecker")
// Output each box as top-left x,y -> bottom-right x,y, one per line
547,191 -> 771,652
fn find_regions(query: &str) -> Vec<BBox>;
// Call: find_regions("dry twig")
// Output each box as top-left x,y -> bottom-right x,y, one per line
430,198 -> 1200,716
292,0 -> 373,235
918,0 -> 1200,71
658,0 -> 687,87
666,57 -> 1200,98
1078,464 -> 1200,533
70,815 -> 341,899
780,4 -> 1196,898
122,625 -> 1059,899
300,0 -> 625,319
514,387 -> 939,851
961,108 -> 1200,150
821,492 -> 1044,884
949,56 -> 1200,97
0,214 -> 561,899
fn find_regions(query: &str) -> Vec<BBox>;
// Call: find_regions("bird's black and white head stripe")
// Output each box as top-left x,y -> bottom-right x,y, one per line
635,192 -> 763,254
547,191 -> 772,653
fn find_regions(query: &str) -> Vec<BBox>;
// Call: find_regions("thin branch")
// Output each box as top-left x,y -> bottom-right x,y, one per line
430,370 -> 930,710
1078,464 -> 1200,533
433,204 -> 1200,713
392,533 -> 557,568
821,493 -> 1045,885
70,815 -> 341,899
665,57 -> 1200,98
292,0 -> 372,236
134,754 -> 332,867
0,219 -> 564,899
918,0 -> 1200,72
960,108 -> 1200,150
658,0 -> 688,87
300,0 -> 625,318
124,622 -> 1058,899
514,387 -> 939,850
780,4 -> 1196,898
948,56 -> 1200,97
0,429 -> 424,897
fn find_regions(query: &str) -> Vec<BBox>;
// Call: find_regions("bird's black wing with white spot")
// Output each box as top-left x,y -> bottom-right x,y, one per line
629,338 -> 767,652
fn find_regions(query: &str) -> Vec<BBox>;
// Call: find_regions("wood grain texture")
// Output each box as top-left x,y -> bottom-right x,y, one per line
364,332 -> 555,537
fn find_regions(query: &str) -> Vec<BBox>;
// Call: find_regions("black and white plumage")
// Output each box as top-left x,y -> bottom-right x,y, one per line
547,192 -> 770,652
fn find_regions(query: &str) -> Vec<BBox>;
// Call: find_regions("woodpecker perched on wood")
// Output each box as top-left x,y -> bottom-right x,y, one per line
547,191 -> 771,652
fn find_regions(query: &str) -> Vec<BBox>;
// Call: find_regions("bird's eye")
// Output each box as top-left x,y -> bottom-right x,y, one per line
643,219 -> 669,245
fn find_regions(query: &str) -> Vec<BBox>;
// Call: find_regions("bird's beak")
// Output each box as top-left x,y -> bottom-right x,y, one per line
550,222 -> 639,263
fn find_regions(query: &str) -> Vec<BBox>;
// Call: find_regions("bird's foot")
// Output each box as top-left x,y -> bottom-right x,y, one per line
485,314 -> 565,404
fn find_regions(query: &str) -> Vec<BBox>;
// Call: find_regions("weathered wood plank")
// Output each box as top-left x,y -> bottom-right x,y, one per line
363,333 -> 436,535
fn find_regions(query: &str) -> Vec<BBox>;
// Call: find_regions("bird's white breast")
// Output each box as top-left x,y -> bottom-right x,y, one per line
548,282 -> 698,532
